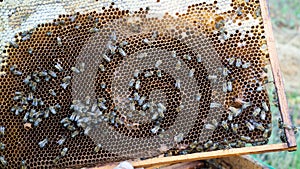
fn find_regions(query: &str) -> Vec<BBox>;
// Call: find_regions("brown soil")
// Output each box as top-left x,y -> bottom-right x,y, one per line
273,26 -> 300,94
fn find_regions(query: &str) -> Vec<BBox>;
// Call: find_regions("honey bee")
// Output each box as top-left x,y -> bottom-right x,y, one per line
242,62 -> 251,68
142,103 -> 149,110
71,67 -> 81,74
240,136 -> 251,142
176,105 -> 184,112
21,160 -> 26,169
215,20 -> 225,30
34,118 -> 42,127
196,55 -> 202,63
0,142 -> 5,150
84,126 -> 91,135
0,126 -> 5,136
28,48 -> 33,55
46,31 -> 52,36
205,123 -> 216,130
100,82 -> 106,89
227,81 -> 233,91
207,75 -> 217,81
89,27 -> 99,33
262,101 -> 269,112
210,102 -> 222,108
246,121 -> 255,131
175,79 -> 181,89
9,41 -> 19,48
222,67 -> 230,76
102,54 -> 111,62
133,69 -> 140,78
119,41 -> 128,48
254,122 -> 265,131
188,68 -> 195,77
71,131 -> 79,138
174,133 -> 184,143
235,58 -> 242,67
60,83 -> 69,90
221,121 -> 229,130
129,102 -> 135,111
263,129 -> 271,139
0,156 -> 7,166
135,80 -> 141,89
223,82 -> 227,93
38,138 -> 48,148
171,51 -> 176,58
54,63 -> 63,72
195,93 -> 201,101
150,125 -> 160,134
212,119 -> 218,127
99,64 -> 105,72
57,137 -> 66,145
94,144 -> 102,153
48,70 -> 57,77
144,71 -> 153,77
69,15 -> 77,22
53,156 -> 60,164
143,38 -> 150,45
155,60 -> 162,68
255,7 -> 261,17
128,79 -> 135,87
23,112 -> 29,122
204,140 -> 213,149
231,123 -> 238,134
242,101 -> 252,109
183,54 -> 191,60
175,61 -> 181,70
57,37 -> 62,46
157,70 -> 162,77
210,143 -> 219,151
118,48 -> 126,57
228,57 -> 235,65
236,7 -> 243,16
260,110 -> 266,120
60,147 -> 68,157
49,106 -> 57,115
256,85 -> 264,92
252,107 -> 261,117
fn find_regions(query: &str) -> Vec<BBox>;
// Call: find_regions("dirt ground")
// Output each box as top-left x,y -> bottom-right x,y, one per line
273,27 -> 300,95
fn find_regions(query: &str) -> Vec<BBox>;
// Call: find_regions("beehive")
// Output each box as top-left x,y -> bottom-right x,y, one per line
0,0 -> 296,168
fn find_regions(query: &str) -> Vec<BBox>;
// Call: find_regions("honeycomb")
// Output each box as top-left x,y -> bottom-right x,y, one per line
0,0 -> 274,168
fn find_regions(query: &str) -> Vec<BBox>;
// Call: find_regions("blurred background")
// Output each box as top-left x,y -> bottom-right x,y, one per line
252,0 -> 300,168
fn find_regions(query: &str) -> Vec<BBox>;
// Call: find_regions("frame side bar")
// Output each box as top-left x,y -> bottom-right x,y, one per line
259,0 -> 297,148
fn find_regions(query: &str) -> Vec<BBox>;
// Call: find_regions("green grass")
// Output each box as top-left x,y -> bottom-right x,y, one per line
269,0 -> 300,29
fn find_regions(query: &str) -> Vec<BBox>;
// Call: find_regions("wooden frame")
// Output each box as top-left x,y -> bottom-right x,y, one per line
128,0 -> 297,168
259,0 -> 297,148
92,1 -> 297,168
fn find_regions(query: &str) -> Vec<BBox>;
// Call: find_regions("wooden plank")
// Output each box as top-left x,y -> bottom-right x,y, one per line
131,143 -> 296,168
259,0 -> 297,148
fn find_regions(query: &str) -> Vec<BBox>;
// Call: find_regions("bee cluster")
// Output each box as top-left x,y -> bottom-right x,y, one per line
0,0 -> 275,168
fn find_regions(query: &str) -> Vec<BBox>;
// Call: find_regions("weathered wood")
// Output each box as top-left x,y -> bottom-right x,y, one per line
259,0 -> 297,148
131,143 -> 296,168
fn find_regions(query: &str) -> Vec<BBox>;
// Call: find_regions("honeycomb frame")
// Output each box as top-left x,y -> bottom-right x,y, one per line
0,0 -> 297,168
